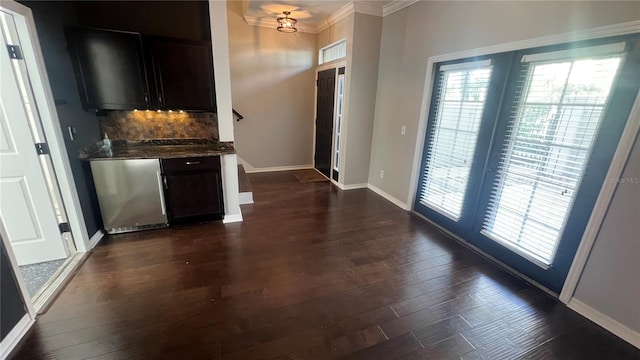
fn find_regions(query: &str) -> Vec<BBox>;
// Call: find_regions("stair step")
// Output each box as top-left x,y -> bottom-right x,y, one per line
238,164 -> 254,205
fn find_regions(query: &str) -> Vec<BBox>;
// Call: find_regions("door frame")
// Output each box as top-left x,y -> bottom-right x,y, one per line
314,59 -> 347,184
1,1 -> 91,251
407,20 -> 640,300
1,0 -> 94,313
0,222 -> 36,359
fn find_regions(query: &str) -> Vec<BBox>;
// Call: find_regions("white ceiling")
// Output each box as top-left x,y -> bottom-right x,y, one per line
245,1 -> 351,24
243,0 -> 395,33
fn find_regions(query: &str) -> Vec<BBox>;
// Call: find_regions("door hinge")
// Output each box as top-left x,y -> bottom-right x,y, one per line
35,143 -> 50,155
7,45 -> 23,60
59,222 -> 71,233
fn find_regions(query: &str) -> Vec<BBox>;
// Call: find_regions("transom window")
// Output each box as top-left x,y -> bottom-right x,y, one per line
319,40 -> 346,65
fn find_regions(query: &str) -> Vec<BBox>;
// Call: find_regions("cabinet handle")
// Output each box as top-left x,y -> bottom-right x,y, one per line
144,93 -> 149,104
156,170 -> 167,216
158,92 -> 163,105
185,161 -> 200,165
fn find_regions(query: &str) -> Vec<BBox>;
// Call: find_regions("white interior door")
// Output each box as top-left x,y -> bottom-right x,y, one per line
0,13 -> 68,265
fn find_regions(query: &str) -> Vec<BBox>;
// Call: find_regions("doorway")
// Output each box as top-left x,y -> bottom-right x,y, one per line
314,68 -> 336,179
1,8 -> 78,310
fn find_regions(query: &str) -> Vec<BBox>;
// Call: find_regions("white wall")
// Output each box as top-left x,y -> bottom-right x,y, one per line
573,132 -> 640,333
368,1 -> 640,203
227,1 -> 317,169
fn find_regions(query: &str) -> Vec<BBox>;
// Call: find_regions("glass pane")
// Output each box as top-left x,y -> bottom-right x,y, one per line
419,65 -> 492,219
483,54 -> 623,265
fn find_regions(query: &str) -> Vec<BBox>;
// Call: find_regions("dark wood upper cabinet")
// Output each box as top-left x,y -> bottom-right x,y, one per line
147,38 -> 216,111
66,28 -> 216,112
66,28 -> 149,111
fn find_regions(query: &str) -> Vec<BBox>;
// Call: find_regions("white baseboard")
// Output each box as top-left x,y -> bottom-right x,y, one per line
236,155 -> 314,174
235,155 -> 253,172
0,314 -> 34,359
338,182 -> 368,190
568,299 -> 640,349
31,252 -> 86,314
367,183 -> 410,210
223,213 -> 244,223
239,191 -> 254,205
244,164 -> 314,174
332,182 -> 409,211
88,229 -> 104,249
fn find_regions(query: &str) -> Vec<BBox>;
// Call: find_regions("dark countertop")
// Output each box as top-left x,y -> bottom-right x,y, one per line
79,139 -> 235,161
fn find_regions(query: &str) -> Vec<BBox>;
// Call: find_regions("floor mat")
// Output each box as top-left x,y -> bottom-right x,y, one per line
293,169 -> 329,183
19,258 -> 66,297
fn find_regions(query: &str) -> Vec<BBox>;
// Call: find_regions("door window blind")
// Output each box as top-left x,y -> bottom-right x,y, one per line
334,74 -> 345,172
419,61 -> 492,220
481,50 -> 624,265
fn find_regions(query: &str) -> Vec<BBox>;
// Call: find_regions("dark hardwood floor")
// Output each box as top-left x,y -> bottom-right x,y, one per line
11,171 -> 640,359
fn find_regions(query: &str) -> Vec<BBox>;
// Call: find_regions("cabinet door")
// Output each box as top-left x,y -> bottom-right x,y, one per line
165,171 -> 223,221
148,38 -> 216,110
66,28 -> 149,110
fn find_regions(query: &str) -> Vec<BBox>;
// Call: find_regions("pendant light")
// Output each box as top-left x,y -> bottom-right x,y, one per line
277,11 -> 297,33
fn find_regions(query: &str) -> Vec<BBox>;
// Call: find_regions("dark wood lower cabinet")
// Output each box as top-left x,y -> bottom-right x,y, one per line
162,156 -> 224,223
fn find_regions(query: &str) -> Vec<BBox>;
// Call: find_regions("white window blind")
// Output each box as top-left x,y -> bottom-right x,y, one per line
333,74 -> 345,172
419,61 -> 493,220
481,51 -> 624,266
319,40 -> 346,65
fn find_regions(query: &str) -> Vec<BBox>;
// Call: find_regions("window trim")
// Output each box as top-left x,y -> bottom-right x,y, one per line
418,59 -> 495,221
407,21 -> 640,301
318,39 -> 347,65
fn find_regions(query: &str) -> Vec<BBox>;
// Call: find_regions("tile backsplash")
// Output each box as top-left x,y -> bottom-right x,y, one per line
100,111 -> 218,141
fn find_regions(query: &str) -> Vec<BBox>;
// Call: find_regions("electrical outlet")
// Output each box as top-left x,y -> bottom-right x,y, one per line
401,125 -> 406,135
380,170 -> 384,178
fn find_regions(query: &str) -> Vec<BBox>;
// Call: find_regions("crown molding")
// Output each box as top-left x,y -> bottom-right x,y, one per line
353,2 -> 383,17
316,2 -> 355,33
383,0 -> 420,17
243,1 -> 386,35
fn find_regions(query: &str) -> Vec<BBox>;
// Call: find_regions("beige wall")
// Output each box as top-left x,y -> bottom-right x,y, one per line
317,15 -> 354,182
344,13 -> 382,185
318,13 -> 354,51
369,1 -> 640,203
227,1 -> 317,168
573,133 -> 640,333
317,13 -> 382,186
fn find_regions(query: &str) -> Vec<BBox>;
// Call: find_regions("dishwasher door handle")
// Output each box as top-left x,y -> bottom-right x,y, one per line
156,170 -> 167,216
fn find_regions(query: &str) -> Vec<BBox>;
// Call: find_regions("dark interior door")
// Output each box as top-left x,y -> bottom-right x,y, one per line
66,28 -> 149,110
148,38 -> 216,110
315,68 -> 336,178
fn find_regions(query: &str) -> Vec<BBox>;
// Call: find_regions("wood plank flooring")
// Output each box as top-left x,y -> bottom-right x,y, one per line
10,171 -> 640,359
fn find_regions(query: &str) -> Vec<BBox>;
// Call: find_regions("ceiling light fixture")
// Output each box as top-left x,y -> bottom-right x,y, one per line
277,11 -> 297,33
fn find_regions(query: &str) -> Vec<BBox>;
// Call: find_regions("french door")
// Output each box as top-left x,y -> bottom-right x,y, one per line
415,35 -> 640,293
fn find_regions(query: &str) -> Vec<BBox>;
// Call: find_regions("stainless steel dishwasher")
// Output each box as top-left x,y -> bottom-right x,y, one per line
90,159 -> 168,234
